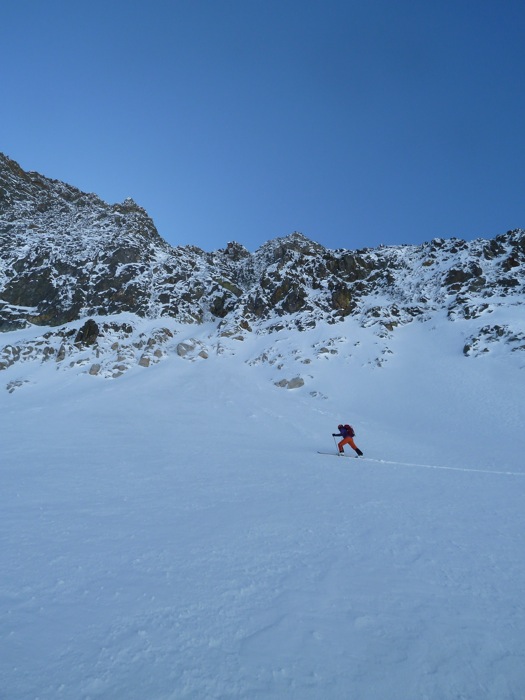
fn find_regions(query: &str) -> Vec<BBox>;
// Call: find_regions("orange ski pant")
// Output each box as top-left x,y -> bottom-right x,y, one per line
338,436 -> 357,452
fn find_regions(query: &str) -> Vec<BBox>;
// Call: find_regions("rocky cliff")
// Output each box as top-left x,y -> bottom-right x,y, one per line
1,153 -> 524,386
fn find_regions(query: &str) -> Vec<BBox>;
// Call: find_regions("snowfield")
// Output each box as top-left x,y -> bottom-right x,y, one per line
1,313 -> 524,699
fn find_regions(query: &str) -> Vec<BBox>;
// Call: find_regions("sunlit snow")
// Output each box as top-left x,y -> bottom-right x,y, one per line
2,313 -> 524,699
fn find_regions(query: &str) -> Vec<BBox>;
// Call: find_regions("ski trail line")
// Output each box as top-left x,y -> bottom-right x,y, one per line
361,457 -> 525,477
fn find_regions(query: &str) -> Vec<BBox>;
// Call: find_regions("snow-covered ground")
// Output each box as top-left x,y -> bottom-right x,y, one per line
2,313 -> 524,699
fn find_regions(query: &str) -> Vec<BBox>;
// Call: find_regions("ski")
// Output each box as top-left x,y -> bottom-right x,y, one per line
317,451 -> 360,458
318,452 -> 391,465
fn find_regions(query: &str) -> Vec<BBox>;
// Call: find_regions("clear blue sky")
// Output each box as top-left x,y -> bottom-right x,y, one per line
2,0 -> 524,252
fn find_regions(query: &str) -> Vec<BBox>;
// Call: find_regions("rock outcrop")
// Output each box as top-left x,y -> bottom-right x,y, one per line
1,153 -> 524,388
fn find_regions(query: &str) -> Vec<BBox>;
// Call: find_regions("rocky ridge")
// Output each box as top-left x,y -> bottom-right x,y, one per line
1,153 -> 524,388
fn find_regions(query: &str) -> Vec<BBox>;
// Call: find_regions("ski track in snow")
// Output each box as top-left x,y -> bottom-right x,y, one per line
367,458 -> 525,476
321,453 -> 525,477
1,318 -> 525,700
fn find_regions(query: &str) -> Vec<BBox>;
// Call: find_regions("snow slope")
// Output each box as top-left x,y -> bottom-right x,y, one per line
1,316 -> 524,699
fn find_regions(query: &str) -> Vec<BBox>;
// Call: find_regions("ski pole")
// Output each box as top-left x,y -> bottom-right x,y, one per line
333,434 -> 339,454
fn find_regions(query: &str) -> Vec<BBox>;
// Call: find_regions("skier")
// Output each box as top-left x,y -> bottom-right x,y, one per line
332,424 -> 363,457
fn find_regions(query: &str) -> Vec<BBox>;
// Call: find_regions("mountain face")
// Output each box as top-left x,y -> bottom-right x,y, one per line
1,152 -> 524,385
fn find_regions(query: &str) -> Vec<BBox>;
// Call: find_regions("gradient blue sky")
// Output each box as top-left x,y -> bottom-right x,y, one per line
2,0 -> 524,251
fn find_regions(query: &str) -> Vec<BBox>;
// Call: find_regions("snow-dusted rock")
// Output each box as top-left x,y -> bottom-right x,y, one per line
1,153 -> 524,386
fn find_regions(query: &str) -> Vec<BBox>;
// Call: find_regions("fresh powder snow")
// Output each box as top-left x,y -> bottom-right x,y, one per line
1,313 -> 524,699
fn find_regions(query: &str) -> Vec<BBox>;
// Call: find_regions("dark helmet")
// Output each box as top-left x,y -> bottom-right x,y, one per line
338,424 -> 343,429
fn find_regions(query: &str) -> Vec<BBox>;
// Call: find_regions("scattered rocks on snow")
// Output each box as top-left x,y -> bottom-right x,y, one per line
6,378 -> 29,393
463,325 -> 525,357
275,376 -> 305,389
0,318 -> 177,385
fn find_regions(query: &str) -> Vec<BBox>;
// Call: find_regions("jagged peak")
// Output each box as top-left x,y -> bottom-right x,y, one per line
255,231 -> 325,263
113,197 -> 150,217
0,152 -> 21,171
220,241 -> 251,260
